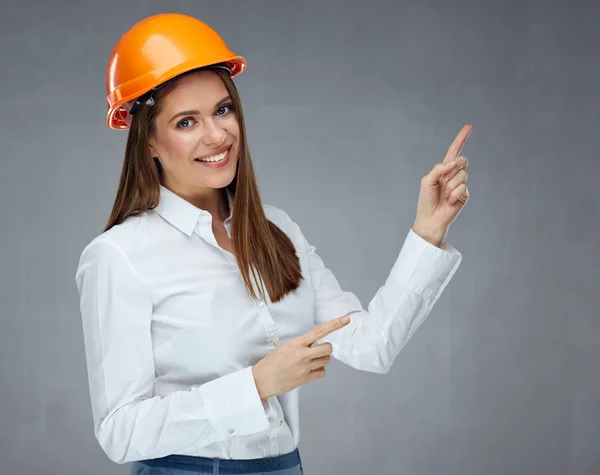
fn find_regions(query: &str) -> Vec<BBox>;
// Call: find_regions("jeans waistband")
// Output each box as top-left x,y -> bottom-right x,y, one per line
138,448 -> 301,473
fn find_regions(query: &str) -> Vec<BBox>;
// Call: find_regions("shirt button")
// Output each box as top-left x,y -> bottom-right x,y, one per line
229,429 -> 235,434
279,420 -> 283,426
271,339 -> 279,347
257,301 -> 265,307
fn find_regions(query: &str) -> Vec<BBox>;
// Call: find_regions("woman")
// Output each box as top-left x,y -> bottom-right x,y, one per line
75,12 -> 471,475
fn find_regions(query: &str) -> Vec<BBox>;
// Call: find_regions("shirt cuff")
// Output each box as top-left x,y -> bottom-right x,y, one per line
389,229 -> 463,300
191,366 -> 269,440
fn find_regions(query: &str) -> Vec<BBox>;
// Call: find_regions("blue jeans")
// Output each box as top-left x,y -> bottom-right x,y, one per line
130,448 -> 303,474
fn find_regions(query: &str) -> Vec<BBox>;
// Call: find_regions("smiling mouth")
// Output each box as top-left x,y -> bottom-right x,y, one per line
195,146 -> 231,163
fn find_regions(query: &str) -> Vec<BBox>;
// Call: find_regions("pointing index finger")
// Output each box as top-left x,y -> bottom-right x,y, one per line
444,124 -> 472,163
302,316 -> 351,346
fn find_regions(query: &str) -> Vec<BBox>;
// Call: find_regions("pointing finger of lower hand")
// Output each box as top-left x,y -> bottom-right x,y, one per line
302,315 -> 351,346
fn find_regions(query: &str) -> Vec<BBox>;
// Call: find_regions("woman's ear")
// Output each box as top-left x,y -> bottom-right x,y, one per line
149,141 -> 157,158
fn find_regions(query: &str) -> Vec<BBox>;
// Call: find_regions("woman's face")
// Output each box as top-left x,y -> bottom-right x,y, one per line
149,70 -> 240,199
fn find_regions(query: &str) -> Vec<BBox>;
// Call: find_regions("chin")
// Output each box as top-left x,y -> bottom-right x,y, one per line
200,172 -> 237,190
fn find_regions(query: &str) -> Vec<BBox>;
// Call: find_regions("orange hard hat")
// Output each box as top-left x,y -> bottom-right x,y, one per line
105,13 -> 246,130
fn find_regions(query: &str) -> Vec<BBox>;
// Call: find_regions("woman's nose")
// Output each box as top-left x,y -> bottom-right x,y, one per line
202,117 -> 226,146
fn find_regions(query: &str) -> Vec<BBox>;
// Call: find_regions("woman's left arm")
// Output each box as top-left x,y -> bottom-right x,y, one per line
284,217 -> 462,374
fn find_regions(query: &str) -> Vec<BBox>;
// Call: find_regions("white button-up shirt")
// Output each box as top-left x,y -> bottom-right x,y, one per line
75,185 -> 462,464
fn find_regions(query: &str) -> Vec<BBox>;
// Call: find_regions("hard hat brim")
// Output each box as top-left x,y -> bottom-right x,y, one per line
106,55 -> 246,130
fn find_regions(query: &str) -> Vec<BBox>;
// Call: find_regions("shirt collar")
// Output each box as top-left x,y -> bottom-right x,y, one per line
155,185 -> 234,237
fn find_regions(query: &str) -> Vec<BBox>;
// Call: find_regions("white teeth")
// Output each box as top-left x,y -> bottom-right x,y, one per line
198,149 -> 228,162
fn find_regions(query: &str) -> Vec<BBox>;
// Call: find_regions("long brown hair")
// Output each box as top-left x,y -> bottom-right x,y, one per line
104,68 -> 303,303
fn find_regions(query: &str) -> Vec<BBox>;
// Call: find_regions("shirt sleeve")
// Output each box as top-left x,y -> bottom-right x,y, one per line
75,239 -> 269,464
279,210 -> 462,374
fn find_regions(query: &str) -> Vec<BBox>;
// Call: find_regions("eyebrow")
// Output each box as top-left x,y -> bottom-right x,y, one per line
167,96 -> 232,124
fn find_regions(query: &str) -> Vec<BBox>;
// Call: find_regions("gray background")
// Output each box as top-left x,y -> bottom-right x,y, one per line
1,0 -> 598,474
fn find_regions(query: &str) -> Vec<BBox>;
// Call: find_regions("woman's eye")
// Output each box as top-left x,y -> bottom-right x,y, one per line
216,104 -> 232,116
177,118 -> 195,129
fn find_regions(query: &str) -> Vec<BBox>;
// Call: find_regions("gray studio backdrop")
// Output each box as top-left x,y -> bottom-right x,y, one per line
1,1 -> 598,474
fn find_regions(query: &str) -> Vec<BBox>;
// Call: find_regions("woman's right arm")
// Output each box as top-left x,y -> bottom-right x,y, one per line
75,240 -> 269,464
